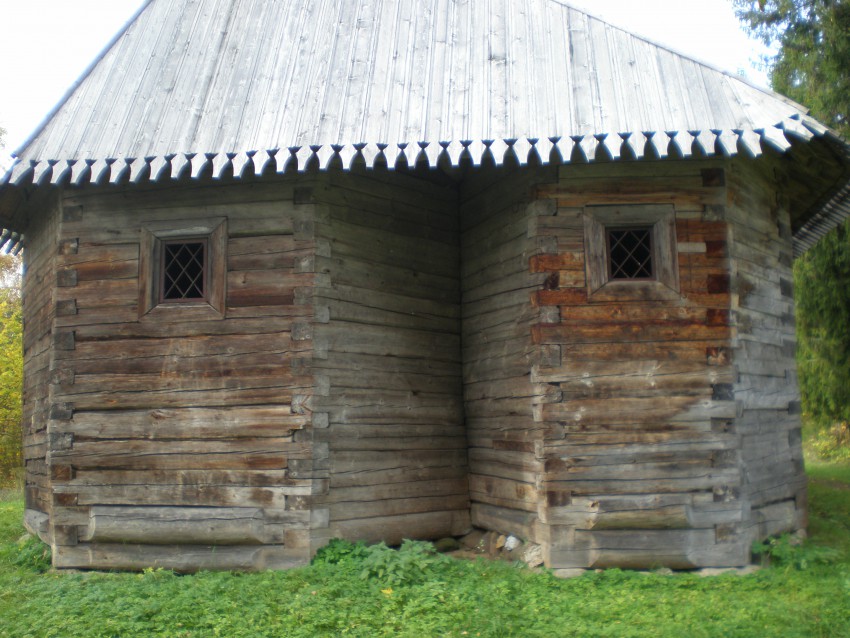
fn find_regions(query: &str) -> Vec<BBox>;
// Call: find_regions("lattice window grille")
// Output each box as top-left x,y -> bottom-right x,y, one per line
608,228 -> 654,280
161,240 -> 207,301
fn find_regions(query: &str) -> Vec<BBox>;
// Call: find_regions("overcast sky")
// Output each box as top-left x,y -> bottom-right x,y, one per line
0,0 -> 771,156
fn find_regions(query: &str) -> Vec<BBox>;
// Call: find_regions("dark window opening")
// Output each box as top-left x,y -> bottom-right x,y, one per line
608,227 -> 653,280
161,240 -> 207,302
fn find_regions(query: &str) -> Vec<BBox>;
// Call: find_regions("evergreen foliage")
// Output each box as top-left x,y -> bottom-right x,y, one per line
794,223 -> 850,428
734,0 -> 850,136
736,1 -> 850,444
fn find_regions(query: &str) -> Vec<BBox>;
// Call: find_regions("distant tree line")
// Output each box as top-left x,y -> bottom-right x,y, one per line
0,253 -> 22,486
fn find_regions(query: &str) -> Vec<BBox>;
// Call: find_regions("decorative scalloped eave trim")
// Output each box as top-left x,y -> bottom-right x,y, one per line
0,229 -> 25,255
0,118 -> 827,190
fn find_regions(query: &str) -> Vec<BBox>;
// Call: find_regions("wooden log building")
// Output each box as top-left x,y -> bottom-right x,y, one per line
1,0 -> 849,573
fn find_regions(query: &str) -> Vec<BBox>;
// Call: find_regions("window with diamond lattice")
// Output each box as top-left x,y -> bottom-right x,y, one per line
160,240 -> 208,302
608,228 -> 653,280
583,204 -> 679,301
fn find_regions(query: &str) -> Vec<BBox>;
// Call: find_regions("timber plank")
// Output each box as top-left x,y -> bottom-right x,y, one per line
58,407 -> 308,440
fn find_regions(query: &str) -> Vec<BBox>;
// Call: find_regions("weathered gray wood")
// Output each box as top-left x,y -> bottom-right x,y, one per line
81,506 -> 288,545
53,543 -> 308,573
329,510 -> 471,546
57,407 -> 303,441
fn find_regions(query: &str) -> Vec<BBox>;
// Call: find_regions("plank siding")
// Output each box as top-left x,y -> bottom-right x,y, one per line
312,168 -> 470,546
35,174 -> 320,570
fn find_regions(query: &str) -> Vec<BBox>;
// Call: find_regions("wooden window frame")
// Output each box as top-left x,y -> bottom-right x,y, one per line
583,204 -> 679,301
139,218 -> 227,321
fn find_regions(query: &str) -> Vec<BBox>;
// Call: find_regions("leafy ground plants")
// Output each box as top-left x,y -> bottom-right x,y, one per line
1,464 -> 849,637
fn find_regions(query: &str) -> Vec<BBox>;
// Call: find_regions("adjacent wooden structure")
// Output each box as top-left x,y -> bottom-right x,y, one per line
3,0 -> 848,572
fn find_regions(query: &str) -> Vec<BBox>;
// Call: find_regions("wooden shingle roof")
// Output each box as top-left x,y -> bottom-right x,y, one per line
2,0 -> 849,254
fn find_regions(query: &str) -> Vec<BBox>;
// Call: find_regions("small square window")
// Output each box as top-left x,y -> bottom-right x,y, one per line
139,218 -> 227,320
583,205 -> 679,301
161,239 -> 208,302
607,228 -> 654,280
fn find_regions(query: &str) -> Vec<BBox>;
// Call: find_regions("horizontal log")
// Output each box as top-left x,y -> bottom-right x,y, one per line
557,305 -> 728,325
317,389 -> 463,420
323,298 -> 459,333
330,449 -> 467,474
317,284 -> 458,324
227,270 -> 303,307
60,332 -> 297,363
328,509 -> 471,545
58,369 -> 306,397
329,494 -> 469,521
55,279 -> 137,308
533,322 -> 730,345
61,246 -> 139,280
313,351 -> 459,377
52,439 -> 310,470
316,255 -> 458,304
54,385 -> 307,411
533,360 -> 735,383
468,474 -> 538,505
544,459 -> 717,482
321,368 -> 461,396
67,351 -> 298,378
316,323 -> 460,362
82,506 -> 289,545
55,483 -> 306,509
540,470 -> 741,496
64,469 -> 298,488
549,505 -> 691,530
319,220 -> 458,272
227,235 -> 310,271
53,542 -> 308,572
329,464 -> 468,489
66,317 -> 303,343
328,435 -> 467,452
545,432 -> 740,452
541,397 -> 738,424
321,478 -> 468,504
557,341 -> 725,363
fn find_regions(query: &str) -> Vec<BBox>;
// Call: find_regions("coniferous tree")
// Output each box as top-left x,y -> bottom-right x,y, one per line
735,0 -> 850,136
736,1 -> 850,433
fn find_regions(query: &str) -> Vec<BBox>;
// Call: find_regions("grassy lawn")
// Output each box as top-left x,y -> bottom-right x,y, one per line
1,465 -> 849,638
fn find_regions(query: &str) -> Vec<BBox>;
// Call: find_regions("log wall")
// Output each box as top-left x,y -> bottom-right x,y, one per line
727,158 -> 807,543
459,165 -> 558,544
530,160 -> 747,570
311,168 -> 470,546
29,174 -> 322,571
21,193 -> 62,538
19,157 -> 806,572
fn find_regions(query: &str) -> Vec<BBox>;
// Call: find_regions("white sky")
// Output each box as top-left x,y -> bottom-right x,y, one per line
0,0 -> 772,156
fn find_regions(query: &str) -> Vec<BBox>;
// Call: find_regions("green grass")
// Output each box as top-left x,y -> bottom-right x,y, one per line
1,466 -> 849,638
